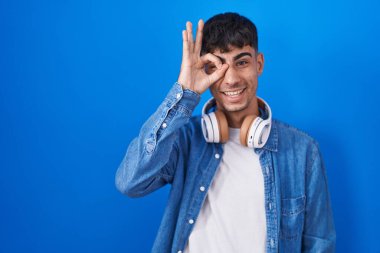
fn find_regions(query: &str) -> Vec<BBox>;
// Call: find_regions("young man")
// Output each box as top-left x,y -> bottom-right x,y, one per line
115,13 -> 336,253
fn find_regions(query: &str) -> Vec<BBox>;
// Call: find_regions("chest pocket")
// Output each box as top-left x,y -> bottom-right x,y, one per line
280,195 -> 306,240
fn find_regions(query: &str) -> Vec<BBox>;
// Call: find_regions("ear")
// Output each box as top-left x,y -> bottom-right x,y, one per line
256,52 -> 264,76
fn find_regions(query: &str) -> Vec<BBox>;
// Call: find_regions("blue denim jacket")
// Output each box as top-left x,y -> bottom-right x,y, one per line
115,82 -> 336,253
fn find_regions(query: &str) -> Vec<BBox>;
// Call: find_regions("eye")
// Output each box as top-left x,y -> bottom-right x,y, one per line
236,60 -> 248,67
206,64 -> 217,74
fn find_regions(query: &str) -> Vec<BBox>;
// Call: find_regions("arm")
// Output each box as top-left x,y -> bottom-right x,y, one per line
115,20 -> 228,198
115,83 -> 200,197
302,143 -> 336,252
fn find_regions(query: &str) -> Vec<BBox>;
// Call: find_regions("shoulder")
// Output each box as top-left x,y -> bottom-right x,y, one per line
175,115 -> 204,141
189,115 -> 202,126
273,119 -> 318,144
183,115 -> 201,133
272,118 -> 320,157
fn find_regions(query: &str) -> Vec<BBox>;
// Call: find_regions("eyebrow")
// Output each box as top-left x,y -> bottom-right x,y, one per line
215,52 -> 253,64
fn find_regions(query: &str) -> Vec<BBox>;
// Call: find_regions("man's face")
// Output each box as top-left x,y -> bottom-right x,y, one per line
207,45 -> 264,115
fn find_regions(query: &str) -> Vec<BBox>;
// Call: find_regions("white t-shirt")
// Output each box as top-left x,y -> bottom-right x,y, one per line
184,128 -> 267,253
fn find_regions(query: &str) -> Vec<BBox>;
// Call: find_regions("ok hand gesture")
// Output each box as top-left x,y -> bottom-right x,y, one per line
177,20 -> 229,94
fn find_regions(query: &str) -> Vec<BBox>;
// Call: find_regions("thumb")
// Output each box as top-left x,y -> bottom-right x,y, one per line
208,64 -> 229,84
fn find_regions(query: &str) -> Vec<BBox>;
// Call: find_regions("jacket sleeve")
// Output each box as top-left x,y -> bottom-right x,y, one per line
115,82 -> 200,198
302,143 -> 336,252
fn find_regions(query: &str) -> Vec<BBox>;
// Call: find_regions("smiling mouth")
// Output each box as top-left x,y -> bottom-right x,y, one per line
222,88 -> 245,97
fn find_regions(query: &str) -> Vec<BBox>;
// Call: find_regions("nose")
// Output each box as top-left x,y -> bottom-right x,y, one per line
223,65 -> 240,86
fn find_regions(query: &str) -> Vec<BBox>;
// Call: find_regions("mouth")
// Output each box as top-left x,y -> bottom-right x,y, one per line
222,88 -> 246,97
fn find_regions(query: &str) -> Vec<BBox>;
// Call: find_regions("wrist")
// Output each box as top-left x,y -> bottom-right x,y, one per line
177,81 -> 200,95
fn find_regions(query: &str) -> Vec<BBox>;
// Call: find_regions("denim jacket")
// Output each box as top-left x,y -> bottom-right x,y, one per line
115,82 -> 336,253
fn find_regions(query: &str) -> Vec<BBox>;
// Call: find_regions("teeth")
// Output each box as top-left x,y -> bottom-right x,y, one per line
223,89 -> 244,96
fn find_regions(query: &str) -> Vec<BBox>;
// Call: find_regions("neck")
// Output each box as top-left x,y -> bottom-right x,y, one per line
222,98 -> 260,128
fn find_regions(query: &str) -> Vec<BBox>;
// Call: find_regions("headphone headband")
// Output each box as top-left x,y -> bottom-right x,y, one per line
202,98 -> 217,116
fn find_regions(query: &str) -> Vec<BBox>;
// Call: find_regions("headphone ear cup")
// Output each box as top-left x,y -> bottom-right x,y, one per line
254,120 -> 271,148
214,110 -> 229,143
240,115 -> 256,147
201,114 -> 214,142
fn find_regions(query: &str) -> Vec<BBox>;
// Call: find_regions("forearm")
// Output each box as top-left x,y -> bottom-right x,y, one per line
115,82 -> 200,197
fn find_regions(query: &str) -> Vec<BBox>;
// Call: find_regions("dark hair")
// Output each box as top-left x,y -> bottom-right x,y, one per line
201,12 -> 258,55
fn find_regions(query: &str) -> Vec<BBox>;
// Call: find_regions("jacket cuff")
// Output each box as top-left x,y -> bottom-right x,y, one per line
165,82 -> 201,113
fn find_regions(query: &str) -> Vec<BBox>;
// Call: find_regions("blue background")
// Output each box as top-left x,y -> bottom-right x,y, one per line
1,0 -> 379,252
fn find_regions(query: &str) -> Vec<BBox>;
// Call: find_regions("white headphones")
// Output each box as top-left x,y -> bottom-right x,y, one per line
201,97 -> 272,148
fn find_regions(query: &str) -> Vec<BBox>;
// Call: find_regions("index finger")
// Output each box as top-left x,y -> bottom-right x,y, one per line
200,53 -> 223,69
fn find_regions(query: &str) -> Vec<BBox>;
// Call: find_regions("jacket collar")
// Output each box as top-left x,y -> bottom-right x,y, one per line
260,119 -> 278,152
256,105 -> 278,152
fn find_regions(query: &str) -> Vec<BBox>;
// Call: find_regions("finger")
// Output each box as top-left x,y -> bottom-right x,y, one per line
194,19 -> 204,55
182,30 -> 189,61
208,64 -> 229,84
186,21 -> 194,52
200,53 -> 223,68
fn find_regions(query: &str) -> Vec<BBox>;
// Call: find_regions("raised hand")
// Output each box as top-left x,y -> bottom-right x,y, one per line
177,20 -> 229,94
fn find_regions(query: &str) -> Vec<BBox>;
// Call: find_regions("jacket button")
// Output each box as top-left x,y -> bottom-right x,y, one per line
188,219 -> 194,224
177,251 -> 182,253
214,153 -> 220,159
161,122 -> 167,129
176,93 -> 181,99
